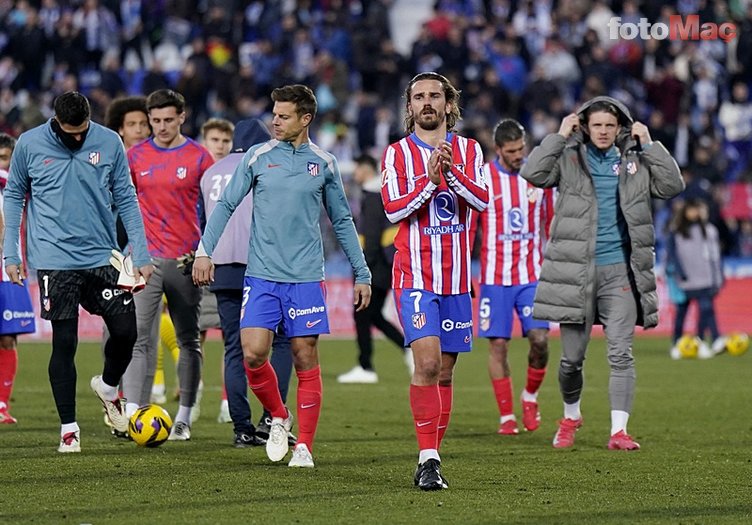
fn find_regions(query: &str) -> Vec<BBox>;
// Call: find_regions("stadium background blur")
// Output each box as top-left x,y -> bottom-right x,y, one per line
1,0 -> 750,339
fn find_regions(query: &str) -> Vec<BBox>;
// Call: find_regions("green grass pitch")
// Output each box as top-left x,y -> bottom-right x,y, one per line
1,336 -> 751,524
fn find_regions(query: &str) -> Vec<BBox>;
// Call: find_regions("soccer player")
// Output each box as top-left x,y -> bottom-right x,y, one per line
381,72 -> 489,490
3,91 -> 153,452
0,132 -> 36,424
198,117 -> 235,423
193,84 -> 371,468
473,119 -> 554,435
201,118 -> 234,161
337,154 -> 411,384
121,89 -> 214,440
104,96 -> 151,149
521,96 -> 684,450
199,118 -> 295,447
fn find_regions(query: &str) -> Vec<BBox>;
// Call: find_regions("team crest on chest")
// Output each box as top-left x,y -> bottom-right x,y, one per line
611,163 -> 620,175
88,151 -> 100,165
176,166 -> 187,179
412,312 -> 426,330
307,161 -> 320,177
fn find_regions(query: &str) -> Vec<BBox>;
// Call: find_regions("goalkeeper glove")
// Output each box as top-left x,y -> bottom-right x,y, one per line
109,250 -> 146,293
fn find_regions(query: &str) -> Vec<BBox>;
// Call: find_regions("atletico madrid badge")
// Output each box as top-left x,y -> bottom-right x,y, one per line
412,312 -> 426,330
88,151 -> 100,165
307,161 -> 320,177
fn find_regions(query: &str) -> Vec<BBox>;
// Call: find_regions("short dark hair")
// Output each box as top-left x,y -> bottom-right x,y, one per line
493,119 -> 525,147
201,118 -> 235,137
355,154 -> 378,171
404,72 -> 462,133
104,96 -> 148,132
0,132 -> 16,151
583,101 -> 621,125
271,84 -> 317,119
54,91 -> 90,126
146,89 -> 185,114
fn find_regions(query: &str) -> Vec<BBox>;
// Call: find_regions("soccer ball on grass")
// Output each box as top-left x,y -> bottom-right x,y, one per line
129,404 -> 172,447
725,332 -> 750,357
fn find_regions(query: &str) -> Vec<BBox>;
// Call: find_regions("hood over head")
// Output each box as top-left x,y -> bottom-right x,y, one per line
232,118 -> 271,152
574,96 -> 637,150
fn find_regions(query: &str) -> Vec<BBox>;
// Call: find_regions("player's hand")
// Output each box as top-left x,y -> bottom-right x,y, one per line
631,121 -> 652,146
135,264 -> 155,284
428,141 -> 451,185
558,113 -> 580,139
353,283 -> 371,312
5,263 -> 25,285
192,256 -> 214,287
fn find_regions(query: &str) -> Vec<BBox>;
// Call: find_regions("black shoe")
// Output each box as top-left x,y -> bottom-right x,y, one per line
413,459 -> 446,491
111,428 -> 132,441
255,416 -> 271,441
234,431 -> 265,448
287,431 -> 298,447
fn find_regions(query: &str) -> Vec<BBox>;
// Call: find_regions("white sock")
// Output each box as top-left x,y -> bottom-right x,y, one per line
521,389 -> 538,402
0,401 -> 7,410
99,380 -> 118,400
125,402 -> 139,418
61,422 -> 79,435
611,410 -> 629,435
418,448 -> 440,465
176,405 -> 192,424
500,414 -> 516,424
563,400 -> 581,420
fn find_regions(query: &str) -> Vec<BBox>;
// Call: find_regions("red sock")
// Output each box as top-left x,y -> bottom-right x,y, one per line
246,360 -> 287,419
437,384 -> 453,449
491,377 -> 514,417
525,367 -> 546,395
0,349 -> 18,406
296,366 -> 322,451
410,384 -> 440,451
221,384 -> 227,401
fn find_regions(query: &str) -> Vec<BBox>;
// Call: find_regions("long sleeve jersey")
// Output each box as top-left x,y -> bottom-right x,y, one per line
199,139 -> 370,284
381,132 -> 488,295
475,160 -> 555,286
3,120 -> 150,269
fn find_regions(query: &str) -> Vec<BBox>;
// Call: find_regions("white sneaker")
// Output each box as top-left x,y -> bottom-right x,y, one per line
697,340 -> 714,360
58,431 -> 81,453
150,385 -> 167,405
168,421 -> 191,441
266,409 -> 294,462
288,443 -> 315,468
217,399 -> 231,423
190,380 -> 203,425
669,345 -> 681,360
404,347 -> 415,377
90,375 -> 128,433
711,336 -> 728,355
337,366 -> 378,384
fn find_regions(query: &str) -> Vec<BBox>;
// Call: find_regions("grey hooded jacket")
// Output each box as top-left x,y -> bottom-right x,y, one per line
520,96 -> 684,328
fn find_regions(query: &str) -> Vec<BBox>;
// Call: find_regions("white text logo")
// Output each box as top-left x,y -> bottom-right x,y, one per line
608,16 -> 737,43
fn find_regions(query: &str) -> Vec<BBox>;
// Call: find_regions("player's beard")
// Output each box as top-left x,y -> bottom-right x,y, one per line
415,109 -> 445,131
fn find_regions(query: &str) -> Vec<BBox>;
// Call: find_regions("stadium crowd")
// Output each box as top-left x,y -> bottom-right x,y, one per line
0,0 -> 750,259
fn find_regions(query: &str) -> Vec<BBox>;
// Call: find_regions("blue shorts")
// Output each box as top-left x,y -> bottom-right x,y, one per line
0,281 -> 36,335
394,288 -> 472,353
478,283 -> 549,339
240,276 -> 329,337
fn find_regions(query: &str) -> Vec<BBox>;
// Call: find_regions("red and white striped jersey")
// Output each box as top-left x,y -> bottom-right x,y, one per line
381,132 -> 488,295
475,160 -> 555,286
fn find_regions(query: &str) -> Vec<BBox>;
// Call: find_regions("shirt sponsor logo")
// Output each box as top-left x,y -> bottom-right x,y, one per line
412,312 -> 426,330
507,208 -> 525,232
442,319 -> 473,331
423,224 -> 465,236
497,233 -> 535,241
288,306 -> 325,320
176,166 -> 187,179
434,191 -> 456,221
307,161 -> 320,177
88,151 -> 100,165
3,310 -> 35,321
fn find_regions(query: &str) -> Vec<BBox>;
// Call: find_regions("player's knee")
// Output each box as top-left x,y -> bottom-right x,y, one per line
413,356 -> 441,383
606,351 -> 634,371
559,359 -> 582,375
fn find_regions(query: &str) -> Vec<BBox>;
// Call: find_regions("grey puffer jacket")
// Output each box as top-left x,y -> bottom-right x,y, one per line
520,96 -> 684,328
